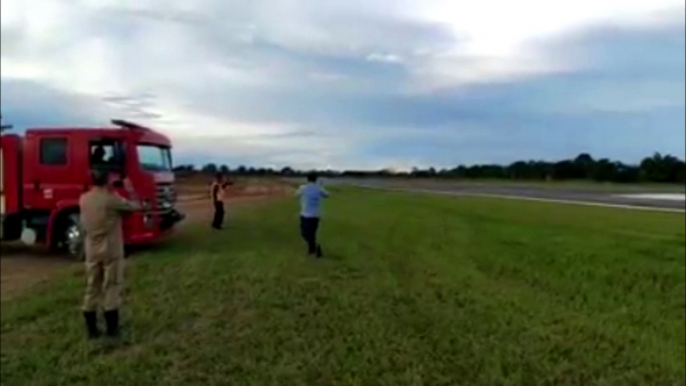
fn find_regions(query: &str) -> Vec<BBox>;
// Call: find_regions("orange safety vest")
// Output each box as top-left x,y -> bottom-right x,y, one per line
210,182 -> 225,202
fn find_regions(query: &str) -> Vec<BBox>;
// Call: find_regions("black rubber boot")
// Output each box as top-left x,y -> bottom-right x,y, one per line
104,310 -> 120,338
316,244 -> 323,258
83,311 -> 100,339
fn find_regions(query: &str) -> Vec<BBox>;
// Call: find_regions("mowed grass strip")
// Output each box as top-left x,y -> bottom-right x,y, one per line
1,188 -> 684,386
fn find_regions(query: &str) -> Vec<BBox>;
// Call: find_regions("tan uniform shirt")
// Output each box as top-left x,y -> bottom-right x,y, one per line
79,187 -> 140,261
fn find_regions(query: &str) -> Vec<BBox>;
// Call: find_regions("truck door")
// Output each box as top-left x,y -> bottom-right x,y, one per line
22,133 -> 84,211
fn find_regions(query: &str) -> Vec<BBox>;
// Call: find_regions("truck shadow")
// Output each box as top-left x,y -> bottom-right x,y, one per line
0,242 -> 74,261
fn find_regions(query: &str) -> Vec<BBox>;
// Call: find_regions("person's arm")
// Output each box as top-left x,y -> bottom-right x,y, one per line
109,193 -> 141,212
111,178 -> 142,212
294,185 -> 303,197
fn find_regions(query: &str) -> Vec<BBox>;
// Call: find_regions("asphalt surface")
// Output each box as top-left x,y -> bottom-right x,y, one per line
341,179 -> 686,212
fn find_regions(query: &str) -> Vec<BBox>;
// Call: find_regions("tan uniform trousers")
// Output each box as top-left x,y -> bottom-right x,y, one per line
83,251 -> 125,312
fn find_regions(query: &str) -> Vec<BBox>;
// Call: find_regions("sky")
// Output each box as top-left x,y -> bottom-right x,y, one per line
1,0 -> 684,171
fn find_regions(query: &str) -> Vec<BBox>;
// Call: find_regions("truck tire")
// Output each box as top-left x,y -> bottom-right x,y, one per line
62,213 -> 85,261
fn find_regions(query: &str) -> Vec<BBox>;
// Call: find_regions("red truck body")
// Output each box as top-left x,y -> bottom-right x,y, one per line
1,120 -> 184,257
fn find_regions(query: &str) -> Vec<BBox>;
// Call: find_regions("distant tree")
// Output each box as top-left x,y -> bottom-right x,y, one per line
640,153 -> 686,182
219,165 -> 230,174
507,161 -> 527,179
640,153 -> 666,182
173,164 -> 195,172
677,161 -> 686,183
574,153 -> 593,163
613,162 -> 639,183
185,152 -> 682,183
201,163 -> 218,175
574,153 -> 595,178
552,161 -> 576,180
590,158 -> 615,181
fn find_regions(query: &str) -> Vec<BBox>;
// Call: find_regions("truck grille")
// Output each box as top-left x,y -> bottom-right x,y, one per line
156,183 -> 177,213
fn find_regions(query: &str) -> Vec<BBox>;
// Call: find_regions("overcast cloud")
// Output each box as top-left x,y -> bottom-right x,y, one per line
1,0 -> 684,170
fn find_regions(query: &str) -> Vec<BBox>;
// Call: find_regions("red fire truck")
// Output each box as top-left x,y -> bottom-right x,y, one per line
1,119 -> 184,258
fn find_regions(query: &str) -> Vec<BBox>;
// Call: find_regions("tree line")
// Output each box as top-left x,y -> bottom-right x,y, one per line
174,152 -> 686,183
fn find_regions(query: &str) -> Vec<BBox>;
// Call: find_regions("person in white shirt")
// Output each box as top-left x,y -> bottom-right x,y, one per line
295,173 -> 330,257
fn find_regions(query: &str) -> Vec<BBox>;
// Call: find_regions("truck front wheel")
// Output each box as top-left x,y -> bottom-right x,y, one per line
62,213 -> 85,260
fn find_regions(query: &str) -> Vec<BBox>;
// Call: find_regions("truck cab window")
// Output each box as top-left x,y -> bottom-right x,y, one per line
137,144 -> 172,172
89,141 -> 123,170
40,138 -> 67,165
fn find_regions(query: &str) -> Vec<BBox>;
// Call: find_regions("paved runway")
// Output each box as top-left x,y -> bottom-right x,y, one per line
342,179 -> 686,213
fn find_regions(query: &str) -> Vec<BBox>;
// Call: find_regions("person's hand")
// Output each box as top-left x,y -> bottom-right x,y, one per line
123,178 -> 134,193
123,178 -> 140,202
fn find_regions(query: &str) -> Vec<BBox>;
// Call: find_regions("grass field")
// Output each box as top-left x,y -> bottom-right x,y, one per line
348,177 -> 686,193
2,188 -> 684,385
467,180 -> 686,192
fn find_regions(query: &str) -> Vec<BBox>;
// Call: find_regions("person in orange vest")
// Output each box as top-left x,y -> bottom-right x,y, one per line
210,173 -> 230,229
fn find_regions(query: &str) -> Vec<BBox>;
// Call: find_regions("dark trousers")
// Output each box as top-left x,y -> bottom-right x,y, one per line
212,202 -> 225,229
300,216 -> 320,253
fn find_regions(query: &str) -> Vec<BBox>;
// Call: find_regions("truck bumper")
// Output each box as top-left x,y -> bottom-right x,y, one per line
126,209 -> 185,245
160,209 -> 185,231
128,231 -> 164,245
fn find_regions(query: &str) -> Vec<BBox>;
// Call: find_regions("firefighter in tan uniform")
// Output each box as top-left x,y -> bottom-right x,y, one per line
79,170 -> 141,338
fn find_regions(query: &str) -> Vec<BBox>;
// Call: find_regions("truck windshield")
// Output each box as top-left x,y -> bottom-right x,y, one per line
137,144 -> 172,172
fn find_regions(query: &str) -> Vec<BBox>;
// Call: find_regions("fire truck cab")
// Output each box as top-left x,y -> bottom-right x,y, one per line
1,119 -> 184,258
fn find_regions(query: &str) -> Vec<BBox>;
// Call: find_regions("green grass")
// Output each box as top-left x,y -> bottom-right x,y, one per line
2,188 -> 684,385
371,177 -> 686,192
471,180 -> 686,192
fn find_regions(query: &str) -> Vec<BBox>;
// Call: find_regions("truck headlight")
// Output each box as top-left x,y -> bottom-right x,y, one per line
143,213 -> 154,229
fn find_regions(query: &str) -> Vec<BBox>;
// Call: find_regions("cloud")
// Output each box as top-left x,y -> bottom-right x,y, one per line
366,53 -> 404,64
0,79 -> 110,128
1,0 -> 684,170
